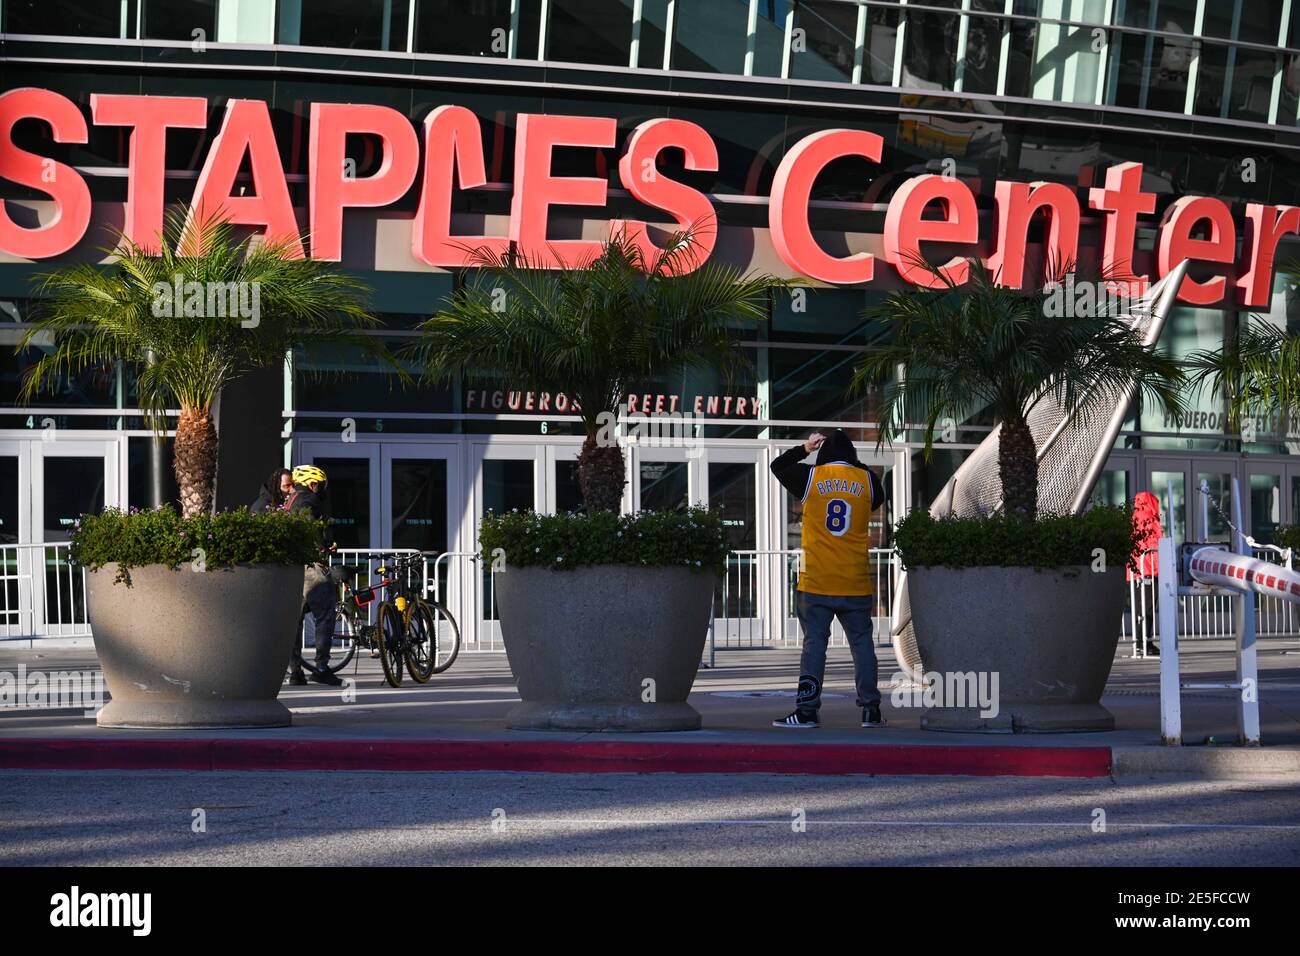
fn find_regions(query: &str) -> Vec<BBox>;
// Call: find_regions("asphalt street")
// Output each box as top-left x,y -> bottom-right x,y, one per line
2,769 -> 1297,866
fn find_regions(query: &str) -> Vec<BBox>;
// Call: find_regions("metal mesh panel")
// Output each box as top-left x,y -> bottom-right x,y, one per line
891,263 -> 1190,680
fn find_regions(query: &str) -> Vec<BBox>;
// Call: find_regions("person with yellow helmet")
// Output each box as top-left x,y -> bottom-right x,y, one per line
769,429 -> 887,730
284,463 -> 342,686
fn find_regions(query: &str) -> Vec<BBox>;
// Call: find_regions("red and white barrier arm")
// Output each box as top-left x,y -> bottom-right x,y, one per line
1187,547 -> 1300,603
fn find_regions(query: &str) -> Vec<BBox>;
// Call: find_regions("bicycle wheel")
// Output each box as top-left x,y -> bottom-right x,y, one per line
376,601 -> 405,688
404,601 -> 436,683
423,598 -> 461,674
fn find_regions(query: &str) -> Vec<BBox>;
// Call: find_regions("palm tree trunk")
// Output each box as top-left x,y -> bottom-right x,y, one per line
999,418 -> 1037,522
175,406 -> 218,517
577,433 -> 626,512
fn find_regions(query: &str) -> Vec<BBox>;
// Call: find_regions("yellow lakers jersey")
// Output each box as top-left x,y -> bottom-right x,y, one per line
799,462 -> 876,596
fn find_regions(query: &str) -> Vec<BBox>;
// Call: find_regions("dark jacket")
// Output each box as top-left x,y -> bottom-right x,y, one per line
771,430 -> 885,507
284,484 -> 328,522
286,484 -> 332,592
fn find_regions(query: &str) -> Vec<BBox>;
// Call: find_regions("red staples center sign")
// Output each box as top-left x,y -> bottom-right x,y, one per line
0,87 -> 1296,307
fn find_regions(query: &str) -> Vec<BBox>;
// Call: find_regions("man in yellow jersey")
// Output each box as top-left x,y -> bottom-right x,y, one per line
770,429 -> 887,729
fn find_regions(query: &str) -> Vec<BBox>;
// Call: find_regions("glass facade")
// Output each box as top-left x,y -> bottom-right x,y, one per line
9,2 -> 1300,128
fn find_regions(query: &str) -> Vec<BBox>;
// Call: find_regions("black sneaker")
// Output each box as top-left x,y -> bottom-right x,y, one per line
772,710 -> 819,728
311,669 -> 344,686
287,672 -> 308,686
862,703 -> 886,728
1145,641 -> 1160,657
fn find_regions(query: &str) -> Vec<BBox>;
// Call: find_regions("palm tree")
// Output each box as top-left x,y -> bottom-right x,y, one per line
1186,315 -> 1297,439
408,231 -> 790,511
853,258 -> 1187,521
19,208 -> 384,517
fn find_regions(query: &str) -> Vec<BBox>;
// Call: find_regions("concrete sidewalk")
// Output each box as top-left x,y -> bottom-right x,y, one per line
2,641 -> 1299,779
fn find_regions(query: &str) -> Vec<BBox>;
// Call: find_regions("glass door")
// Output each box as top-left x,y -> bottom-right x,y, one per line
1145,456 -> 1242,546
543,442 -> 585,514
471,440 -> 544,648
703,446 -> 765,641
31,440 -> 119,636
1145,458 -> 1189,547
381,443 -> 463,625
297,440 -> 380,550
0,441 -> 30,637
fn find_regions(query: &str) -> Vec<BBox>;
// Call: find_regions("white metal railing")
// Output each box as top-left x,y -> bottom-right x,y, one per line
316,548 -> 427,650
1123,545 -> 1298,657
9,540 -> 1296,659
713,548 -> 898,651
0,543 -> 90,639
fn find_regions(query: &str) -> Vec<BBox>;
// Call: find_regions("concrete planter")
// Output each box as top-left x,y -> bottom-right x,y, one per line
88,563 -> 305,728
495,565 -> 716,731
907,565 -> 1125,733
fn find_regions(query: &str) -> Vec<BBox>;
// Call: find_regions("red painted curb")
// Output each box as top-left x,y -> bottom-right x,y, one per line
0,738 -> 1112,777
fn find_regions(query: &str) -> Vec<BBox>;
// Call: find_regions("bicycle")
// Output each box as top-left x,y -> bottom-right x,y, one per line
360,553 -> 461,687
300,556 -> 461,686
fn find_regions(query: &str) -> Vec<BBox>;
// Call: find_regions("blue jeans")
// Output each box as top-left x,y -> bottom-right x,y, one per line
795,592 -> 880,712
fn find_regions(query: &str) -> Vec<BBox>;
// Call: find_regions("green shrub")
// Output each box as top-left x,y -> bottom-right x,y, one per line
1278,525 -> 1300,553
71,505 -> 325,585
479,507 -> 729,575
893,506 -> 1140,572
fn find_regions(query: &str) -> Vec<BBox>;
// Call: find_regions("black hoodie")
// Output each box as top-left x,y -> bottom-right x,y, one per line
770,429 -> 884,506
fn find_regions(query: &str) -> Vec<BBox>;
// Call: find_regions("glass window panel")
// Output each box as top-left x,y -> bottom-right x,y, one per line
1231,45 -> 1279,123
483,458 -> 534,513
1196,471 -> 1234,543
863,3 -> 901,85
4,0 -> 123,36
1150,469 -> 1186,547
1193,42 -> 1229,117
547,0 -> 633,65
43,457 -> 105,542
127,437 -> 180,511
710,460 -> 756,618
287,0 -> 411,51
553,459 -> 584,514
709,461 -> 757,550
636,0 -> 670,69
1107,28 -> 1192,113
752,0 -> 792,76
1115,0 -> 1197,35
901,11 -> 960,90
391,458 -> 447,552
482,457 -> 535,616
415,0 -> 540,58
1024,0 -> 1110,104
962,3 -> 1005,95
1089,467 -> 1130,508
1142,307 -> 1229,451
1202,1 -> 1280,46
1279,54 -> 1300,126
312,458 -> 370,548
669,0 -> 750,73
790,0 -> 858,83
769,346 -> 877,424
1013,0 -> 1107,24
142,0 -> 217,41
639,460 -> 688,512
1250,472 -> 1283,544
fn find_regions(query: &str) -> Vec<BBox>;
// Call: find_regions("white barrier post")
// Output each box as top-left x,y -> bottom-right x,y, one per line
1230,478 -> 1261,746
1158,535 -> 1181,746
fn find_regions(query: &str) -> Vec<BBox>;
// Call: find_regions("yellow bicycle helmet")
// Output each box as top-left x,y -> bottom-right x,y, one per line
292,464 -> 328,487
